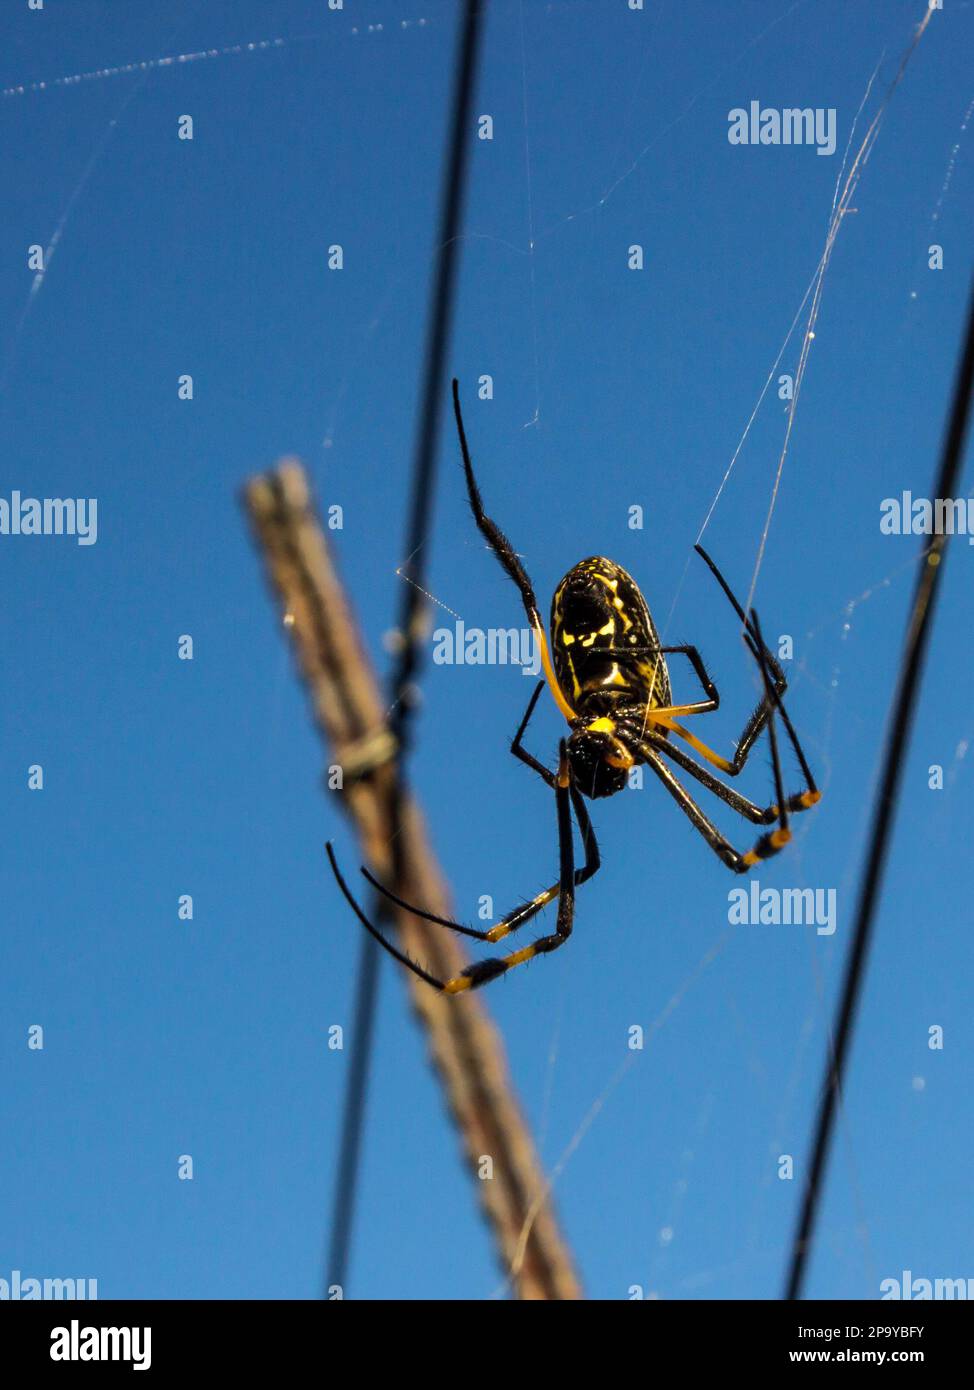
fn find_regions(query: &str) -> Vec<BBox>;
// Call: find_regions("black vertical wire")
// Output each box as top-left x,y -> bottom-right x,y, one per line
324,930 -> 380,1298
784,274 -> 974,1300
388,6 -> 485,745
325,1 -> 485,1297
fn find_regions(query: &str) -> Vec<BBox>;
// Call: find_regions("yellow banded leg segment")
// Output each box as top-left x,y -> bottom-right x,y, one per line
651,715 -> 735,774
443,974 -> 474,995
740,826 -> 792,870
642,747 -> 803,878
646,702 -> 716,720
466,750 -> 571,957
438,750 -> 598,990
484,886 -> 557,943
769,790 -> 824,820
443,934 -> 562,994
443,739 -> 578,994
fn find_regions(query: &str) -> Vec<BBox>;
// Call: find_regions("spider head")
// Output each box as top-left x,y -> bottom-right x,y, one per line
567,723 -> 631,799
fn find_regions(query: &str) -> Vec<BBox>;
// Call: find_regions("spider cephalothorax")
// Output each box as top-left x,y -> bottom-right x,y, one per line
326,379 -> 822,994
564,721 -> 630,799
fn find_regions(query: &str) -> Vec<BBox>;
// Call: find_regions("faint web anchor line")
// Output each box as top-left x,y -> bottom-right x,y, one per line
785,263 -> 974,1302
694,57 -> 880,554
661,5 -> 935,646
491,929 -> 733,1301
382,552 -> 461,727
0,21 -> 434,100
438,0 -> 806,374
640,10 -> 934,1299
658,63 -> 879,638
393,527 -> 539,633
2,37 -> 285,99
929,92 -> 974,233
531,0 -> 806,248
394,545 -> 463,622
387,538 -> 543,723
895,90 -> 974,337
736,4 -> 935,621
0,48 -> 165,395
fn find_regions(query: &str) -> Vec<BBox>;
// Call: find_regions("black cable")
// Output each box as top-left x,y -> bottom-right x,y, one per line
785,274 -> 974,1300
324,929 -> 380,1296
388,8 -> 484,747
324,1 -> 485,1298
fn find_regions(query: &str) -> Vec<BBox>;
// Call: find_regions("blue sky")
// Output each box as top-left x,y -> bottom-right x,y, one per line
2,0 -> 972,1301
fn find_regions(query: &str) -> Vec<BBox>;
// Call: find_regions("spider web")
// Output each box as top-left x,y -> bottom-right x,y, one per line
6,0 -> 971,1304
479,0 -> 972,1302
310,1 -> 970,1299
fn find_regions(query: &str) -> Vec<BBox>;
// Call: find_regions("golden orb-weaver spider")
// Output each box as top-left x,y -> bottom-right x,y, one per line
326,379 -> 821,993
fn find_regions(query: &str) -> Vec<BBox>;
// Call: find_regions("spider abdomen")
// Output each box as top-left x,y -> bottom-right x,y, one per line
550,556 -> 671,711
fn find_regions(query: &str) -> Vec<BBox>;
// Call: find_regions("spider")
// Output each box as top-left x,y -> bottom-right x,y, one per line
326,379 -> 821,994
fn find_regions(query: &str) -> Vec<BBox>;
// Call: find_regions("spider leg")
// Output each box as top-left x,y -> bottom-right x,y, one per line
350,680 -> 596,942
751,609 -> 790,846
639,610 -> 802,872
510,679 -> 556,786
357,778 -> 598,944
635,550 -> 819,799
692,544 -> 819,790
326,843 -> 446,991
642,747 -> 789,873
452,379 -> 575,723
601,643 -> 719,718
326,743 -> 594,992
659,644 -> 719,714
482,681 -> 601,937
645,729 -> 819,824
445,741 -> 579,992
645,733 -> 775,824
